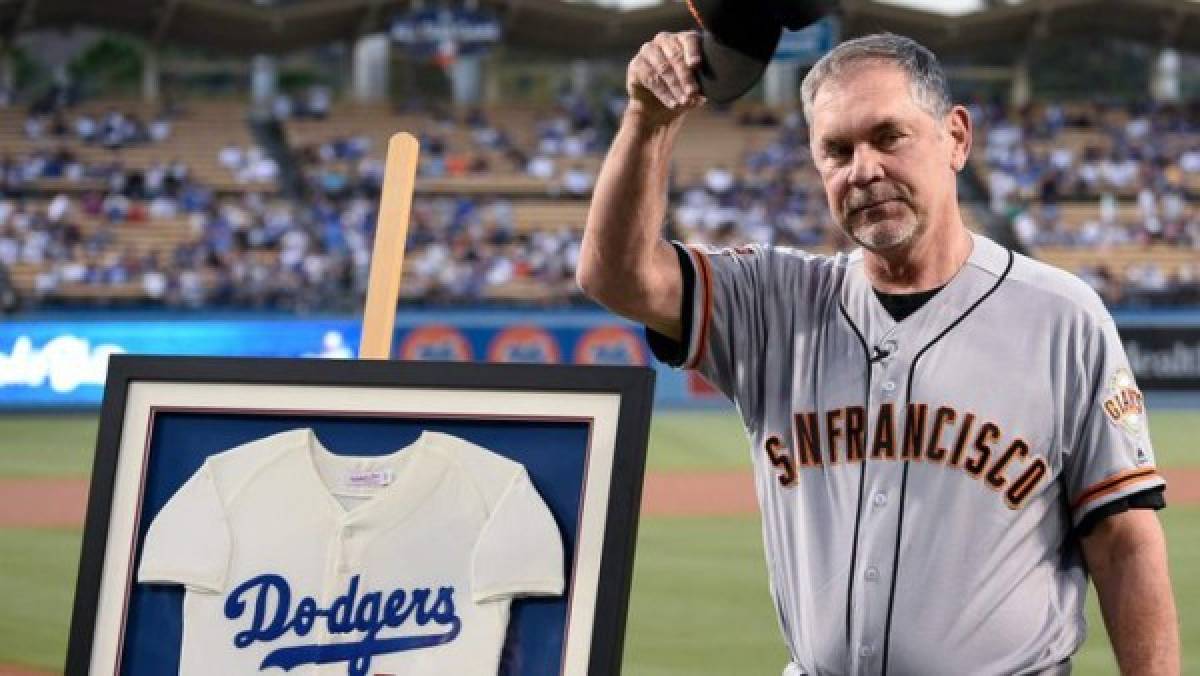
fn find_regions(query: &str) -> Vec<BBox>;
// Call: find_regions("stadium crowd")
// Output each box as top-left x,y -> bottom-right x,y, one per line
977,100 -> 1200,305
0,189 -> 584,312
671,107 -> 841,252
1,93 -> 1198,313
24,108 -> 172,148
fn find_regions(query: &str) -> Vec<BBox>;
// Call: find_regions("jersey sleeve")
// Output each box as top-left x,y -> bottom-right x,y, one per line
470,467 -> 564,603
647,241 -> 834,428
1062,316 -> 1166,530
136,462 -> 232,593
642,242 -> 775,426
672,243 -> 772,395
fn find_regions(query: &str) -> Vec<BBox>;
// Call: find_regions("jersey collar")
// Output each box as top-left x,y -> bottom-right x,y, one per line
296,428 -> 447,530
840,233 -> 1011,347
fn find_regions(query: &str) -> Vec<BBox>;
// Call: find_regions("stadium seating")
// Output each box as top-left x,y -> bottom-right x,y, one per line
3,95 -> 1197,311
2,100 -> 261,192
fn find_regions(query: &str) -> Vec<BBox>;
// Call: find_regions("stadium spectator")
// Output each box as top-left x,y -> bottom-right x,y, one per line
47,193 -> 70,223
219,143 -> 244,171
24,114 -> 44,140
704,164 -> 735,196
561,164 -> 594,196
272,93 -> 294,120
149,115 -> 172,143
526,153 -> 555,181
304,85 -> 332,119
0,261 -> 16,313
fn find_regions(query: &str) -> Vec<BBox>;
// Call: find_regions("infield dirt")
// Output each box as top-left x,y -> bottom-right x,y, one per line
3,469 -> 1199,528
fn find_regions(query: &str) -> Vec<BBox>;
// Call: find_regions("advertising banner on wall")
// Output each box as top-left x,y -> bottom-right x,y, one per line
1119,325 -> 1200,391
0,312 -> 719,409
2,312 -> 1195,409
3,311 -> 1194,409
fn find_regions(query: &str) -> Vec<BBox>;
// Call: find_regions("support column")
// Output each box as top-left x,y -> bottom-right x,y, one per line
569,59 -> 591,96
1010,55 -> 1032,107
0,46 -> 14,95
450,53 -> 483,107
763,60 -> 799,107
352,33 -> 390,103
482,56 -> 501,105
142,48 -> 160,104
1151,48 -> 1180,103
251,54 -> 278,108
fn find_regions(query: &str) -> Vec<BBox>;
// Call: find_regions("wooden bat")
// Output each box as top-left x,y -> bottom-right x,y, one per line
358,132 -> 421,359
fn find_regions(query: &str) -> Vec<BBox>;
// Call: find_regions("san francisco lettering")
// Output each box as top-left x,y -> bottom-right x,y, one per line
224,574 -> 461,676
768,403 -> 1049,509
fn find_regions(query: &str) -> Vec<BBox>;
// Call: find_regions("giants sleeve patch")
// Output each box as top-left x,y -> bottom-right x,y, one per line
1101,368 -> 1146,438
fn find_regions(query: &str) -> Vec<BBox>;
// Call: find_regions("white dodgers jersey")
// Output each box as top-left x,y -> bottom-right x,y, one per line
137,428 -> 564,676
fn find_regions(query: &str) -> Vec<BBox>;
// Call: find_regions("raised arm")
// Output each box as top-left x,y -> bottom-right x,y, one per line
576,31 -> 706,342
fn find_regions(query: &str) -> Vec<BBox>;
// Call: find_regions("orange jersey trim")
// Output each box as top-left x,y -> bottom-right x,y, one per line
1072,466 -> 1161,513
684,0 -> 707,30
685,246 -> 713,370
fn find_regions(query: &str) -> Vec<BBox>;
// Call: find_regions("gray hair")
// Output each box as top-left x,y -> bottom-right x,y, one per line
800,33 -> 952,125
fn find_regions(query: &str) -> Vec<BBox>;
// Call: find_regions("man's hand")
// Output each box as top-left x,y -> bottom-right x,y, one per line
577,32 -> 705,339
625,31 -> 707,128
1081,508 -> 1179,675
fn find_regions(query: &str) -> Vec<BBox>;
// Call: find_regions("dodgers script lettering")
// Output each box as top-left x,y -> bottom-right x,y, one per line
224,574 -> 461,676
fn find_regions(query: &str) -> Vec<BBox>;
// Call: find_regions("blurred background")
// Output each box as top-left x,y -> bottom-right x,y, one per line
0,0 -> 1197,674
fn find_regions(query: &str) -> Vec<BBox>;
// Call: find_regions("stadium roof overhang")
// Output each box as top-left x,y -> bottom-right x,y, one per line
0,0 -> 693,57
3,0 -> 1200,58
838,0 -> 1200,58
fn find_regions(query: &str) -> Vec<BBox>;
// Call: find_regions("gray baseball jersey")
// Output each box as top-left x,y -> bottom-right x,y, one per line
652,232 -> 1165,675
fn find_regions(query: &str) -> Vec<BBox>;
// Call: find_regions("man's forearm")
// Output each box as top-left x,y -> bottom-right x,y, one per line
1087,511 -> 1179,675
577,108 -> 683,335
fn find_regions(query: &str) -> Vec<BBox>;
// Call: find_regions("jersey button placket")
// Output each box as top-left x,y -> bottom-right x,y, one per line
324,521 -> 357,676
316,522 -> 346,656
339,519 -> 362,573
859,345 -> 901,675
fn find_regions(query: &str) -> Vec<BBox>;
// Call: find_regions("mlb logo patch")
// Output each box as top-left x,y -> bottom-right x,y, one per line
1136,447 -> 1152,466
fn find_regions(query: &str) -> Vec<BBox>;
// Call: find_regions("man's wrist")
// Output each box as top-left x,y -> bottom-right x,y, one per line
623,100 -> 684,138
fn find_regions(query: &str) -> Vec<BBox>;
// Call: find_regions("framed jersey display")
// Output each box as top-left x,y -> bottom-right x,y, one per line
65,355 -> 655,676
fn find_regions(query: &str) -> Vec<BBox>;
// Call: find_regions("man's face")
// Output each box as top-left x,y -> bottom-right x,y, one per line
809,60 -> 968,252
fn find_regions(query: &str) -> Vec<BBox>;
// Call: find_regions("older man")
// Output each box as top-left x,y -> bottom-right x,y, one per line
578,30 -> 1178,676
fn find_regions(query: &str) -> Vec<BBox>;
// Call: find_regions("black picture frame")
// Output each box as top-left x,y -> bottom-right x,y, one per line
66,355 -> 655,676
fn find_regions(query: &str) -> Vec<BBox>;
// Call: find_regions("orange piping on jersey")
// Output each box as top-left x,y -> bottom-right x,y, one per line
1071,466 -> 1161,513
684,0 -> 707,30
685,246 -> 713,370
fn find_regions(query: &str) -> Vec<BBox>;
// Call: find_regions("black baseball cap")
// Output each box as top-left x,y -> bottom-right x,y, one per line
686,0 -> 834,103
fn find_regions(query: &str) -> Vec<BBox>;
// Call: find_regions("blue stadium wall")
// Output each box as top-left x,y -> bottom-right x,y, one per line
1,309 -> 1198,409
0,309 -> 720,409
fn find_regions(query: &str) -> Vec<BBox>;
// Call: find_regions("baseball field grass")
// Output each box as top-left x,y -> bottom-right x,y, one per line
0,409 -> 1196,674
